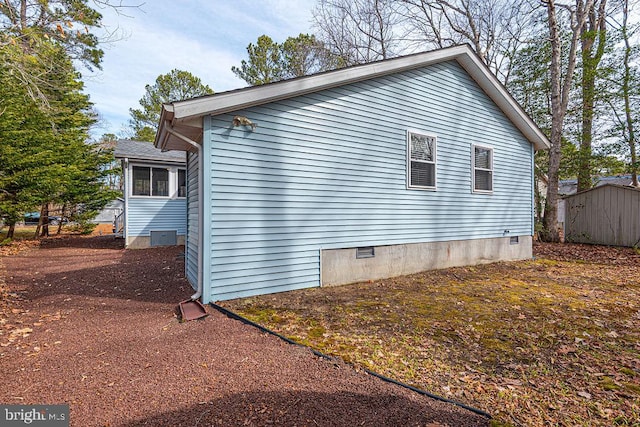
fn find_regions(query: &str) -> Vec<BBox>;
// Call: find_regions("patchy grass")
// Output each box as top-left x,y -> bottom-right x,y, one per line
0,225 -> 76,244
0,224 -> 102,253
0,225 -> 38,243
222,243 -> 640,426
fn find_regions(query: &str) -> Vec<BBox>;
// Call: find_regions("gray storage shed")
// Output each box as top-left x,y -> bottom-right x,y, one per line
564,184 -> 640,247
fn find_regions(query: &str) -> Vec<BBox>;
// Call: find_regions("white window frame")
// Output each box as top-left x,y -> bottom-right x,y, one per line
407,130 -> 437,191
129,163 -> 186,199
472,144 -> 494,194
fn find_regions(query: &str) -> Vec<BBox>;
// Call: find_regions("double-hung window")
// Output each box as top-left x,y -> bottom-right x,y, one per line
472,145 -> 493,193
407,131 -> 437,190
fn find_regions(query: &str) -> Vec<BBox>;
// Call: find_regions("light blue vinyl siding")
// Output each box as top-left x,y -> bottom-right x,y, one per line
127,198 -> 186,237
203,60 -> 533,301
185,151 -> 199,289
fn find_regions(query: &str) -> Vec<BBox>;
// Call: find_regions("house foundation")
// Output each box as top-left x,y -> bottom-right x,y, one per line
321,236 -> 532,286
126,234 -> 185,249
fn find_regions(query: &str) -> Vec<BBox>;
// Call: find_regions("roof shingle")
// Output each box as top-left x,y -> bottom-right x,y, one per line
114,139 -> 186,163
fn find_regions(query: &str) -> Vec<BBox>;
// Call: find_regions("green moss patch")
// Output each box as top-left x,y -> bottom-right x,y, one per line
222,245 -> 640,426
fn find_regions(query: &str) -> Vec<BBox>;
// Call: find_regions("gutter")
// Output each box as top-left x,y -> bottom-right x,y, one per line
163,123 -> 204,302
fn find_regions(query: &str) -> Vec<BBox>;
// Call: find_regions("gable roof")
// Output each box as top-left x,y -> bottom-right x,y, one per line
114,139 -> 186,164
155,44 -> 550,152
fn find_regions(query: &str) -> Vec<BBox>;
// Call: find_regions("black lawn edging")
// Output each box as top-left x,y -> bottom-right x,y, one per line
210,302 -> 492,420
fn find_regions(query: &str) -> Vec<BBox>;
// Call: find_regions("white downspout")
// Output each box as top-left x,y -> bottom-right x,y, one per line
163,125 -> 204,302
123,158 -> 129,245
192,143 -> 204,301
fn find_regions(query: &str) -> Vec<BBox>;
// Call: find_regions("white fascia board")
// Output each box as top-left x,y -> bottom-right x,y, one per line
163,44 -> 550,151
156,104 -> 184,152
170,45 -> 471,121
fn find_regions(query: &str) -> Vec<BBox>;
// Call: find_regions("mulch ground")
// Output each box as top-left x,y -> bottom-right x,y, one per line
0,235 -> 487,426
222,242 -> 640,426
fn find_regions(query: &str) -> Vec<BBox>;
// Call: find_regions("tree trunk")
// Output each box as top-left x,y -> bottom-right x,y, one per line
542,0 -> 563,242
577,0 -> 607,192
621,0 -> 639,187
577,42 -> 595,192
6,222 -> 16,240
542,0 -> 595,242
39,203 -> 49,238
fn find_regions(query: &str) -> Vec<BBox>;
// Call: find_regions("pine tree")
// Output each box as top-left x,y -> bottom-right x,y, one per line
232,34 -> 340,86
0,42 -> 117,239
129,70 -> 214,142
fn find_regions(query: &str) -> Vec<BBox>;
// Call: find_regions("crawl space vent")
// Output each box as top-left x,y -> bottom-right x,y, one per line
356,246 -> 375,259
150,230 -> 177,247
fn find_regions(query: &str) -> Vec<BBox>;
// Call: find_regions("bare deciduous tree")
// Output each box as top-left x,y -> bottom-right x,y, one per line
312,0 -> 404,65
399,0 -> 537,84
607,0 -> 639,187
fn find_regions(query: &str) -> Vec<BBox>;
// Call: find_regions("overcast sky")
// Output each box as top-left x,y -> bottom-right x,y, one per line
84,0 -> 317,138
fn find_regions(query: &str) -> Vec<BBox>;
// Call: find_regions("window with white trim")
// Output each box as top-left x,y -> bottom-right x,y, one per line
407,131 -> 436,189
472,145 -> 493,193
131,166 -> 186,198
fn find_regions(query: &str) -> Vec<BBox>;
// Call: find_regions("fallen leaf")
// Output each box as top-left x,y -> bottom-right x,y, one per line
558,346 -> 576,354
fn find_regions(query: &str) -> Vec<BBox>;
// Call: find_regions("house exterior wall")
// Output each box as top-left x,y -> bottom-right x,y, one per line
202,60 -> 534,302
186,151 -> 199,288
93,199 -> 124,224
564,185 -> 640,247
121,160 -> 187,249
125,198 -> 186,248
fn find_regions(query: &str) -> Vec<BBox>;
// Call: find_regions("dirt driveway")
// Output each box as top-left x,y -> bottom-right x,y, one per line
0,236 -> 487,426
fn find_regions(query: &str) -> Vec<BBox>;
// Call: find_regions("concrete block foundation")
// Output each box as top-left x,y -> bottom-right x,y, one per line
125,234 -> 185,249
321,236 -> 532,286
